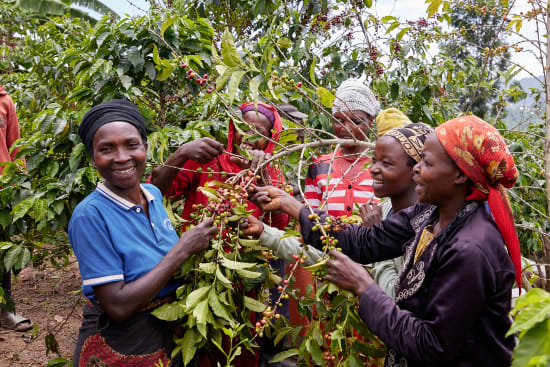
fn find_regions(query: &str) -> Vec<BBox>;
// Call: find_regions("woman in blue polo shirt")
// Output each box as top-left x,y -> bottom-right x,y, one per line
69,99 -> 218,367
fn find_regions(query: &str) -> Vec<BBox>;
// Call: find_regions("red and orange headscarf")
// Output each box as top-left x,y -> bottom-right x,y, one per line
435,115 -> 521,288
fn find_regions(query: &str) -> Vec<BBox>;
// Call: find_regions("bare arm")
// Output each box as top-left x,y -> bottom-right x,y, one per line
150,138 -> 224,192
93,219 -> 218,323
248,185 -> 303,220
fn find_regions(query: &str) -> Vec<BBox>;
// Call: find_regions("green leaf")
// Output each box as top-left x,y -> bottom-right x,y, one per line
69,143 -> 85,171
363,0 -> 373,7
185,286 -> 210,309
216,266 -> 233,288
273,327 -> 293,346
11,197 -> 35,222
269,348 -> 299,363
385,21 -> 401,34
276,37 -> 293,49
309,338 -> 324,366
221,257 -> 256,270
511,319 -> 550,367
180,328 -> 199,366
221,29 -> 242,67
199,262 -> 216,274
249,74 -> 263,106
0,210 -> 10,228
238,238 -> 260,247
197,187 -> 223,203
351,339 -> 387,358
243,296 -> 266,312
33,198 -> 48,221
235,269 -> 261,279
208,291 -> 232,322
161,15 -> 177,38
15,247 -> 30,271
145,61 -> 156,80
396,27 -> 410,41
508,298 -> 550,337
193,299 -> 209,324
127,46 -> 143,69
4,245 -> 22,271
426,0 -> 443,18
151,301 -> 186,321
119,75 -> 132,90
511,289 -> 550,316
316,87 -> 335,108
227,69 -> 246,105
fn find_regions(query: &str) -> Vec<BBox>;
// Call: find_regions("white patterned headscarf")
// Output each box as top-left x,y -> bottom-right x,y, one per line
332,79 -> 380,118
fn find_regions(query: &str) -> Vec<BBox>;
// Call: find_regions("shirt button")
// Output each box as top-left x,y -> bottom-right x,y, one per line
347,206 -> 351,211
136,208 -> 141,213
151,222 -> 155,227
348,184 -> 352,189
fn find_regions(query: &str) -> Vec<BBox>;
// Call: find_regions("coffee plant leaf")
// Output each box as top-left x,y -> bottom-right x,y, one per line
198,262 -> 217,274
235,269 -> 262,279
270,348 -> 299,363
243,295 -> 266,312
215,266 -> 233,289
220,257 -> 256,270
185,286 -> 210,310
151,301 -> 187,321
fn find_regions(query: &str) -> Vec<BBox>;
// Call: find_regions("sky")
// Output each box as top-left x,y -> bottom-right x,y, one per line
93,0 -> 538,80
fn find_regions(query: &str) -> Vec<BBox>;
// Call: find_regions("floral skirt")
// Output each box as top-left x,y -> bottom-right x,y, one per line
74,302 -> 189,367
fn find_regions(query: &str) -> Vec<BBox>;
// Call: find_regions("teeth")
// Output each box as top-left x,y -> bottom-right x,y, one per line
115,167 -> 135,174
373,180 -> 383,184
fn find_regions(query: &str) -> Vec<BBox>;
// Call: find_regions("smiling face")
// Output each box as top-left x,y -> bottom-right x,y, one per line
233,111 -> 273,152
413,133 -> 463,206
370,135 -> 416,200
332,110 -> 373,148
91,121 -> 147,198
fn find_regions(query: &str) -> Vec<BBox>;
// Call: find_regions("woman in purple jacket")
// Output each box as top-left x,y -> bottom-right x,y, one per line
249,116 -> 521,367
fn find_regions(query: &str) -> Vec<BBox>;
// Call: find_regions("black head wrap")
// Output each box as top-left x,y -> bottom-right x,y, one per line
78,99 -> 147,154
384,123 -> 433,163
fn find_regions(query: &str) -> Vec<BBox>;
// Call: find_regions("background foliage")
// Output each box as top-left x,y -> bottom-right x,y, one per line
1,0 -> 549,365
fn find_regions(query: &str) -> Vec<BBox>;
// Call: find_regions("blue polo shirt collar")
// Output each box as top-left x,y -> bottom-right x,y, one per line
96,182 -> 156,210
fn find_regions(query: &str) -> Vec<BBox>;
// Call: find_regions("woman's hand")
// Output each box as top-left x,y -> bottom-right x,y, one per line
248,185 -> 289,212
150,138 -> 223,192
178,137 -> 224,163
359,202 -> 383,228
230,149 -> 272,186
177,218 -> 218,259
240,215 -> 264,238
325,250 -> 374,296
248,185 -> 303,220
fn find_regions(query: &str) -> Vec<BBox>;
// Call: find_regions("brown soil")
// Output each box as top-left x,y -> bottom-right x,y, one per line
0,259 -> 85,366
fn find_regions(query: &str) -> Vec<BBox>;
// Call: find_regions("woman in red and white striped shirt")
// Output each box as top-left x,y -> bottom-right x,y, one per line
304,79 -> 381,216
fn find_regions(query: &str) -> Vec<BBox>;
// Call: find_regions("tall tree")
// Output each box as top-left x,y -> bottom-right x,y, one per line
17,0 -> 118,22
440,0 -> 511,118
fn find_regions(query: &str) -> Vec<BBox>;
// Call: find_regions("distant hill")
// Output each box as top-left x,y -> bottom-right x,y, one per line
513,76 -> 544,107
502,76 -> 544,128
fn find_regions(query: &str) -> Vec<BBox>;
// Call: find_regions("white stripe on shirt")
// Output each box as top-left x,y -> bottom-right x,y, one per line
82,274 -> 124,286
304,185 -> 322,194
354,191 -> 376,198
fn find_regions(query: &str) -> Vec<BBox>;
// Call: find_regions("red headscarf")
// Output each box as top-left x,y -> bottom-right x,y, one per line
435,115 -> 521,288
218,102 -> 283,174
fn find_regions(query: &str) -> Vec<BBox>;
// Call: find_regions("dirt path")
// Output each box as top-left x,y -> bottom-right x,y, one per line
0,259 -> 84,366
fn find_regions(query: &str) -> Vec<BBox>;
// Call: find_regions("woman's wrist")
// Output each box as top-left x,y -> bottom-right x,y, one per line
280,196 -> 302,220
